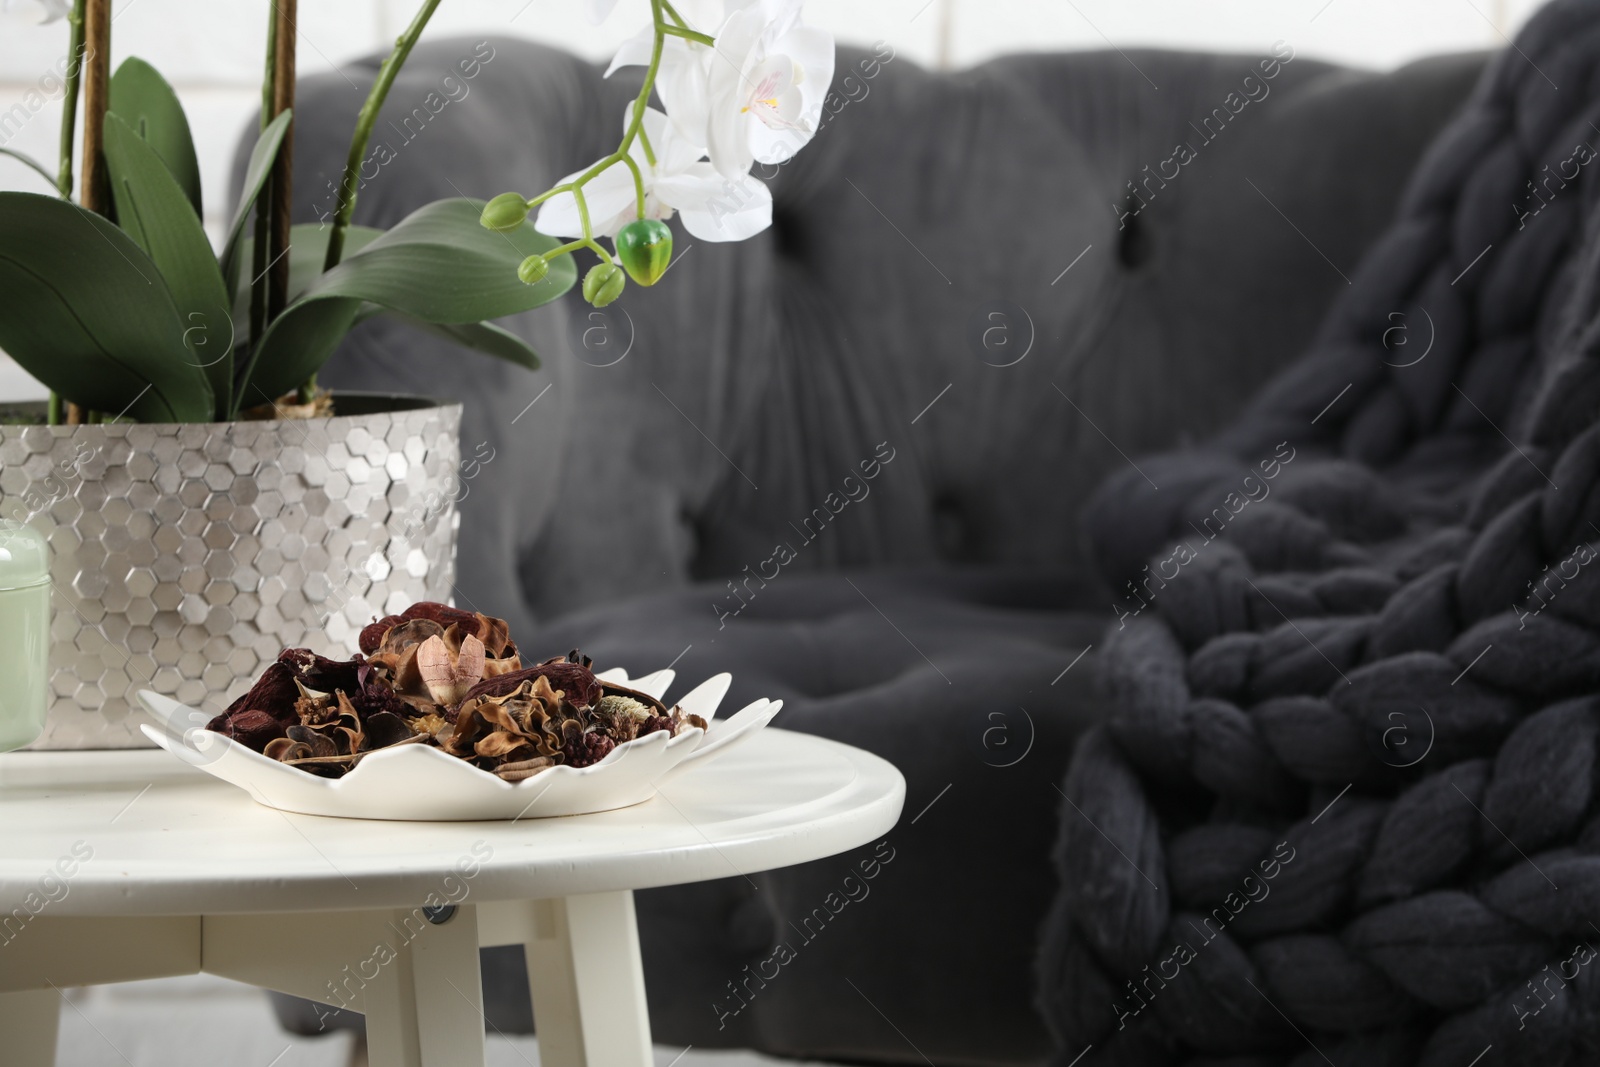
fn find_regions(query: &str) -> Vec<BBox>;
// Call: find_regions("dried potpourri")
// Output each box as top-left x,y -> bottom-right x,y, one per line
205,602 -> 707,780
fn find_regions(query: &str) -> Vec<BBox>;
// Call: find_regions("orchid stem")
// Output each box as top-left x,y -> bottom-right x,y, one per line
660,0 -> 689,27
295,0 -> 439,407
324,0 -> 443,274
624,0 -> 667,168
520,0 -> 679,264
661,24 -> 714,45
619,152 -> 647,219
56,0 -> 86,201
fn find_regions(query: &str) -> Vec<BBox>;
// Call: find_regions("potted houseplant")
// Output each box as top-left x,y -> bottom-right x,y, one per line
0,0 -> 832,746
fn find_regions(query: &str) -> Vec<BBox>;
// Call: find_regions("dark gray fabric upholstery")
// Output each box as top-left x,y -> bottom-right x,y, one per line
1046,1 -> 1600,1063
245,35 -> 1484,1065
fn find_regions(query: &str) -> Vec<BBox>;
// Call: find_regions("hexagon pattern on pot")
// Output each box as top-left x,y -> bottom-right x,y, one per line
1,403 -> 462,748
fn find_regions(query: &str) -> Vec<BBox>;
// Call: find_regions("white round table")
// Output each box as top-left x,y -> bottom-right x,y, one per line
0,728 -> 904,1067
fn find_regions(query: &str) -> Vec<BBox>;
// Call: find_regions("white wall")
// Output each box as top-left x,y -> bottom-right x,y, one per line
0,0 -> 1548,399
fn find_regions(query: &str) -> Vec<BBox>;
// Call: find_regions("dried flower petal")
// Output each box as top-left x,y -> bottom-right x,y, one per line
206,662 -> 301,750
264,736 -> 313,762
209,706 -> 292,751
287,724 -> 340,758
410,712 -> 453,742
279,648 -> 363,695
475,730 -> 534,759
365,711 -> 415,749
473,614 -> 513,658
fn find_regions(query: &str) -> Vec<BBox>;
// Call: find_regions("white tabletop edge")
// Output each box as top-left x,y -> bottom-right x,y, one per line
0,729 -> 907,916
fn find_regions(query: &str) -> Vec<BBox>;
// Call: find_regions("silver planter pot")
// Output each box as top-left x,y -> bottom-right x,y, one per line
0,394 -> 462,748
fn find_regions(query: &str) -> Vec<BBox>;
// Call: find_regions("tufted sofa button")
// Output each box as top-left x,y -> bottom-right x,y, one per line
932,493 -> 971,562
1117,210 -> 1153,269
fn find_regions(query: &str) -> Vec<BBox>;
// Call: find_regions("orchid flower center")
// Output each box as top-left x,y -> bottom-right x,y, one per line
739,58 -> 809,132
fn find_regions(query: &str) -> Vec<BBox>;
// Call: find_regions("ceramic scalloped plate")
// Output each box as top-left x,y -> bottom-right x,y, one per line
135,669 -> 783,821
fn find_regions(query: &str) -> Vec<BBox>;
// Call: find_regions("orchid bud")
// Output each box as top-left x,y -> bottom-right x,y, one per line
615,218 -> 673,286
480,192 -> 530,233
517,254 -> 550,285
582,262 -> 626,307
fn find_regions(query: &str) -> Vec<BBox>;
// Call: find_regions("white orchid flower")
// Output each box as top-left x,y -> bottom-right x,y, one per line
702,0 -> 833,179
604,0 -> 833,178
606,27 -> 715,149
536,107 -> 772,243
2,0 -> 69,23
585,0 -> 620,24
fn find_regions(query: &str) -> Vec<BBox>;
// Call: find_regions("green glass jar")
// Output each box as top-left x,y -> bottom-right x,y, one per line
0,522 -> 50,753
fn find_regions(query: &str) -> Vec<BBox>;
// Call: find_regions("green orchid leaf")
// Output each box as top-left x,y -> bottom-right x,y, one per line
231,223 -> 382,316
391,317 -> 541,371
103,112 -> 233,418
236,199 -> 574,409
108,57 -> 202,218
303,198 -> 576,322
0,147 -> 57,189
232,298 -> 361,413
219,109 -> 293,295
230,223 -> 383,332
0,192 -> 213,422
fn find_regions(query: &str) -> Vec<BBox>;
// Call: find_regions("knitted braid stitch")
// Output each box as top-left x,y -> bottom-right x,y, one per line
1043,3 -> 1600,1064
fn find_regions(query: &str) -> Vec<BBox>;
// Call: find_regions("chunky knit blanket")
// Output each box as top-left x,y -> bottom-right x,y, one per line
1041,3 -> 1600,1064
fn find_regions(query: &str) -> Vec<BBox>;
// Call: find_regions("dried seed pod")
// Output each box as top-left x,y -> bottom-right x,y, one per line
496,756 -> 554,782
359,615 -> 404,654
637,714 -> 675,738
417,633 -> 485,706
400,601 -> 482,637
599,679 -> 671,717
463,658 -> 602,708
564,732 -> 616,768
359,601 -> 474,656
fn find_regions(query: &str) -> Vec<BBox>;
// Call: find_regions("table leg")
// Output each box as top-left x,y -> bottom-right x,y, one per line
205,907 -> 487,1067
517,891 -> 653,1067
0,988 -> 60,1066
362,906 -> 487,1067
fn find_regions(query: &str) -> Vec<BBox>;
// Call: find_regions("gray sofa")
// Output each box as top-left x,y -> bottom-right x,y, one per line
254,37 -> 1485,1065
